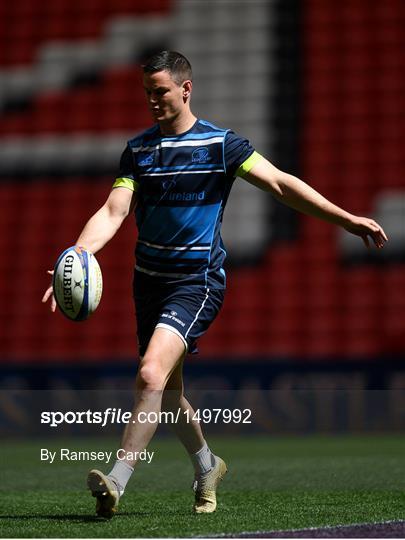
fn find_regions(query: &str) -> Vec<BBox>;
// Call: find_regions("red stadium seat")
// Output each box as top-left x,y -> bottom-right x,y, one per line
0,0 -> 171,66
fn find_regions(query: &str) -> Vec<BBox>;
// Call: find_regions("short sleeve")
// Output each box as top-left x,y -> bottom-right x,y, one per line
113,145 -> 139,192
224,131 -> 255,177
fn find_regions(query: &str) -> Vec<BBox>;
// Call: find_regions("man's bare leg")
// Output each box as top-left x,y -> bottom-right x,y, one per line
161,359 -> 205,454
119,328 -> 186,462
88,327 -> 185,517
161,360 -> 228,513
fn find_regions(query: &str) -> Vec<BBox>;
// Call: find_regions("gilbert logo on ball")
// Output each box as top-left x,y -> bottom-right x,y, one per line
53,246 -> 103,321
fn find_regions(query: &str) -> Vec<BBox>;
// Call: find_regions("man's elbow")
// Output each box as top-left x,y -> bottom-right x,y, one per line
264,176 -> 285,198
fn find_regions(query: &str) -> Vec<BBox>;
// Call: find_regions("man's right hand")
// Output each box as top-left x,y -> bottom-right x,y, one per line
42,270 -> 56,312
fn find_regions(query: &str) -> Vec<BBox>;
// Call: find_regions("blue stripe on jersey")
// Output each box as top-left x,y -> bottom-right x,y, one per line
138,203 -> 221,247
130,131 -> 227,149
162,131 -> 226,141
198,119 -> 227,130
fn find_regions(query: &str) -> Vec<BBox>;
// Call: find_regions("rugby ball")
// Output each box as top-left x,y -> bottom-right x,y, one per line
53,246 -> 103,321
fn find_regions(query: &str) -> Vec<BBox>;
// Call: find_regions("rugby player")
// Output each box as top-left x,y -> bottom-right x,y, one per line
42,51 -> 387,518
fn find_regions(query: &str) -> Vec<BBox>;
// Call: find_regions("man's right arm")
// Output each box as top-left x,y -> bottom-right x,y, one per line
75,186 -> 137,254
42,186 -> 136,311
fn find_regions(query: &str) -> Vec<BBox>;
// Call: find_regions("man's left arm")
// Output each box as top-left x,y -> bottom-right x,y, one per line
240,154 -> 388,249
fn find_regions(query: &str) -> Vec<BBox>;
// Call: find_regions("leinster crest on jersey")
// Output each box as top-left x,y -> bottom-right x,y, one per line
192,147 -> 211,163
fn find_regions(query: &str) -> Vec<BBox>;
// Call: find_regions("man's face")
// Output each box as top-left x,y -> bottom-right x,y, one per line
143,70 -> 190,123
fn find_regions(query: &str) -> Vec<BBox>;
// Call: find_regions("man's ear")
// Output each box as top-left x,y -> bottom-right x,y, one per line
183,80 -> 192,100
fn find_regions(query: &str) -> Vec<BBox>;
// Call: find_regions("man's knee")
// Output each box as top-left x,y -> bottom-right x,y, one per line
136,360 -> 166,392
136,330 -> 185,392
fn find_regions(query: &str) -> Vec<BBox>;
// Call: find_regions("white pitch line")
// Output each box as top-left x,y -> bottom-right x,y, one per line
198,518 -> 405,538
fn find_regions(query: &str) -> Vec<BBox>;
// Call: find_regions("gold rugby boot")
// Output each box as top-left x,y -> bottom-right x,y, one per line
193,456 -> 228,513
87,469 -> 120,519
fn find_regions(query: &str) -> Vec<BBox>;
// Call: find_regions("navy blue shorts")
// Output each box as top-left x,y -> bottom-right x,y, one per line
133,281 -> 225,357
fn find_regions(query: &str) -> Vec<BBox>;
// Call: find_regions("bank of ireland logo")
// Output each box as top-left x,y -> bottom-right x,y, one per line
138,153 -> 154,166
192,147 -> 210,163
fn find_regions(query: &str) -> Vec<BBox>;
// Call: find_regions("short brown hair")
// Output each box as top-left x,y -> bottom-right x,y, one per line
142,51 -> 192,85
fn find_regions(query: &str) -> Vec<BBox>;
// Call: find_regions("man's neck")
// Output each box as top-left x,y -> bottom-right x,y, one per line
159,112 -> 197,136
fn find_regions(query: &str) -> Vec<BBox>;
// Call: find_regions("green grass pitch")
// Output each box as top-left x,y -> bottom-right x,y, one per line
1,435 -> 405,537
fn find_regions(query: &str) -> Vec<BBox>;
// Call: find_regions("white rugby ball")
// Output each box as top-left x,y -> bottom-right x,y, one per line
53,246 -> 103,321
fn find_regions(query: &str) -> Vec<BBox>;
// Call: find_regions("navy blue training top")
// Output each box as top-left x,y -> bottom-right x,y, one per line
114,119 -> 260,289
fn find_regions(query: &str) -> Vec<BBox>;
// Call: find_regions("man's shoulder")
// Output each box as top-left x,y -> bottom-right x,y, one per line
196,119 -> 229,135
195,120 -> 244,146
127,125 -> 160,148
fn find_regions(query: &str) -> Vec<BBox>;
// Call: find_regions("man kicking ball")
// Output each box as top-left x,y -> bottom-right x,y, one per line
43,51 -> 387,518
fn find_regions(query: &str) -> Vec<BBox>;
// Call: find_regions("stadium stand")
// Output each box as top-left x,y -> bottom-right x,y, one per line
0,0 -> 404,363
0,0 -> 170,67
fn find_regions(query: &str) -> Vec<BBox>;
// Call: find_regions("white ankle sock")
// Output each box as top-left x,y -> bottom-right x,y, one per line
190,442 -> 216,475
108,460 -> 134,493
